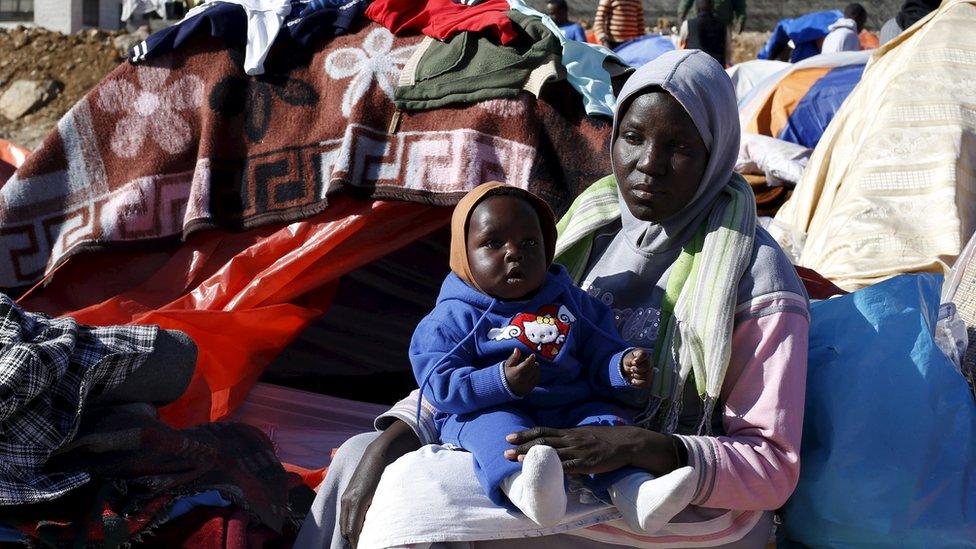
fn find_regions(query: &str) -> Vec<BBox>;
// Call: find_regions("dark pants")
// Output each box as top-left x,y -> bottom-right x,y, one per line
94,328 -> 196,407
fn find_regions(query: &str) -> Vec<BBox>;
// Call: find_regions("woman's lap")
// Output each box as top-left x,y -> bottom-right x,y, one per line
296,433 -> 772,549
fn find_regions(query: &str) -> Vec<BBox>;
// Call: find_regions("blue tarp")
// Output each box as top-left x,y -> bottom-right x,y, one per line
779,63 -> 865,148
758,10 -> 842,63
782,274 -> 976,548
613,34 -> 676,68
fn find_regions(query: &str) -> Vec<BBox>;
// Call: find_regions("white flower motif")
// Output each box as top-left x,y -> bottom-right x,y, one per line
324,28 -> 417,118
98,64 -> 204,158
477,98 -> 528,118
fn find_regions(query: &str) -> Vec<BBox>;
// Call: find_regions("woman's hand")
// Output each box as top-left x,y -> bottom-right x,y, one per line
339,420 -> 421,547
504,425 -> 682,476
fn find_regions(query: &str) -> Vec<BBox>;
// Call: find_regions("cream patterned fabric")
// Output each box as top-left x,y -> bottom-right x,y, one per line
771,0 -> 976,290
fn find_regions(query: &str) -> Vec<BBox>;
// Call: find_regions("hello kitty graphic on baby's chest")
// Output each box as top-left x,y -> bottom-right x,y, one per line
486,304 -> 577,359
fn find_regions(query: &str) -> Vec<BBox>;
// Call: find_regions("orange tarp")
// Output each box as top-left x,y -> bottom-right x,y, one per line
0,139 -> 29,184
745,66 -> 831,139
19,196 -> 452,427
859,30 -> 879,50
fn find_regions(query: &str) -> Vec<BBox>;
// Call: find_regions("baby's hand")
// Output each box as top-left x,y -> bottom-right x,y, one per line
503,348 -> 539,397
622,348 -> 652,388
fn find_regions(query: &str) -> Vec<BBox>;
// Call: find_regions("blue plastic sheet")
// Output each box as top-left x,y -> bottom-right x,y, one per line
0,525 -> 24,543
782,274 -> 976,548
758,10 -> 842,63
779,63 -> 864,148
613,35 -> 676,68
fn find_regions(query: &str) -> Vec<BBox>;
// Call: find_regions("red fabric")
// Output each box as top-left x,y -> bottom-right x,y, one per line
795,265 -> 848,299
19,197 -> 451,427
365,0 -> 519,44
141,508 -> 278,548
0,139 -> 28,185
283,462 -> 327,490
859,29 -> 879,49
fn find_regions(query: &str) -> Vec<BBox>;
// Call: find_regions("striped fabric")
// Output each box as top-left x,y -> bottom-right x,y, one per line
593,0 -> 645,43
555,174 -> 757,434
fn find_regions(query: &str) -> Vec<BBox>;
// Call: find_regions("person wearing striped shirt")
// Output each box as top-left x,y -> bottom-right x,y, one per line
593,0 -> 645,49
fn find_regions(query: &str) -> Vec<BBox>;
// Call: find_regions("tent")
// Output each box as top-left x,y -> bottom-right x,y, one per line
738,50 -> 871,149
727,59 -> 790,103
772,0 -> 976,291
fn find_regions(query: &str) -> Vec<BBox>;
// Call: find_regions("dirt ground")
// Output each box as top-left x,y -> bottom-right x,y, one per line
0,26 -> 770,151
0,26 -> 129,150
731,31 -> 772,66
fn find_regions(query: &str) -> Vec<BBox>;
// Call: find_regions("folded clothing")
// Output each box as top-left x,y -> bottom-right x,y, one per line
394,10 -> 562,111
0,293 -> 157,507
366,0 -> 518,45
130,0 -> 370,74
507,0 -> 627,117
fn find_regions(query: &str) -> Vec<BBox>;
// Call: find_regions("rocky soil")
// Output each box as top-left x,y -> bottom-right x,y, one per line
0,25 -> 149,150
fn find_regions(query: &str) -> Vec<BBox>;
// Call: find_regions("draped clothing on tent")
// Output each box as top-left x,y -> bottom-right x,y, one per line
772,0 -> 976,290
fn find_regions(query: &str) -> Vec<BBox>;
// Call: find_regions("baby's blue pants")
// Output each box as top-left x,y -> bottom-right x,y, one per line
438,401 -> 643,507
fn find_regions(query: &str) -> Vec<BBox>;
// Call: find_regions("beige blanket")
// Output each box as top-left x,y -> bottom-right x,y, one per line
771,0 -> 976,290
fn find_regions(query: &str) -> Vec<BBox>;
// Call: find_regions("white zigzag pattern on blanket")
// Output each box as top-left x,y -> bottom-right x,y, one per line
0,166 -> 201,288
317,124 -> 536,198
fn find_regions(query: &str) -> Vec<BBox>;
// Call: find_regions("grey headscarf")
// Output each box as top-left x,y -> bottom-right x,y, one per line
613,49 -> 741,256
585,50 -> 741,294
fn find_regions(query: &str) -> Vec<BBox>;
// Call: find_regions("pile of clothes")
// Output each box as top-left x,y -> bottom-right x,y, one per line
0,295 -> 312,546
127,0 -> 628,115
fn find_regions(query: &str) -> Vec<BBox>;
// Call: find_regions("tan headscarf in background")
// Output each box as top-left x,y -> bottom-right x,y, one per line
449,182 -> 558,294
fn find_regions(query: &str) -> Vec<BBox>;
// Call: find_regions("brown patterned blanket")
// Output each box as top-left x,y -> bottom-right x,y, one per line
0,22 -> 612,289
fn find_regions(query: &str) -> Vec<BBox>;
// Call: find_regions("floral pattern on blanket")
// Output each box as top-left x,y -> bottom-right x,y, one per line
98,63 -> 204,158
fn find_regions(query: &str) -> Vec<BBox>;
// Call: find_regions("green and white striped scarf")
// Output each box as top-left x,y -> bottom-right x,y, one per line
554,174 -> 757,434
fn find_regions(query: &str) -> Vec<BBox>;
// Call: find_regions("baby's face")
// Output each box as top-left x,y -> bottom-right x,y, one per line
465,195 -> 547,301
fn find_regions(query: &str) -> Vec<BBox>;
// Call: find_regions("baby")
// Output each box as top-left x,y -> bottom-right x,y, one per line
410,182 -> 661,530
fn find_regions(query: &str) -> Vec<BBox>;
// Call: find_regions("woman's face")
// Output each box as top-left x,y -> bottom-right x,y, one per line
612,91 -> 708,223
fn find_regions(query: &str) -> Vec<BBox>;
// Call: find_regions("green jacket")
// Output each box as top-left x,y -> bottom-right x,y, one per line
678,0 -> 746,30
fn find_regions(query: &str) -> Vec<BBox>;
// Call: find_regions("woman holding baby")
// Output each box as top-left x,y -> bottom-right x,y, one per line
297,49 -> 809,549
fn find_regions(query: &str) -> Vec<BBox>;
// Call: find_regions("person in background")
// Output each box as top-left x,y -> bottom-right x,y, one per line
593,0 -> 645,49
679,0 -> 729,66
677,0 -> 745,38
879,0 -> 940,45
758,9 -> 845,63
822,3 -> 867,53
547,0 -> 587,42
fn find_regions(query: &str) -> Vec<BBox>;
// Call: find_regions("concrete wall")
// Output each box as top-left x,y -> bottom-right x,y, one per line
33,0 -> 80,33
536,0 -> 904,31
31,0 -> 121,32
